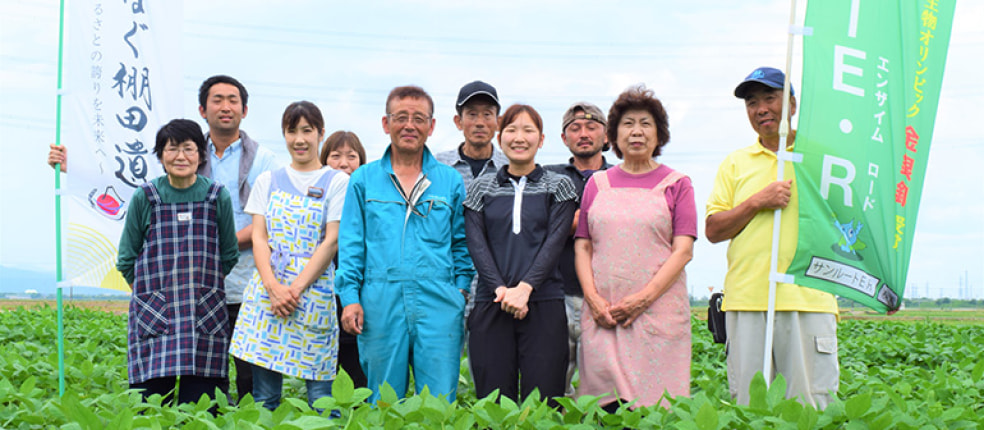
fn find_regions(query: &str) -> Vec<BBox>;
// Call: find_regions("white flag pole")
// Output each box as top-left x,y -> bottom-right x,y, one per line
763,0 -> 801,383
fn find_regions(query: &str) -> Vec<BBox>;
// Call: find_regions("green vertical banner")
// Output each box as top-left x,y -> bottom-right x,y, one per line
788,0 -> 955,312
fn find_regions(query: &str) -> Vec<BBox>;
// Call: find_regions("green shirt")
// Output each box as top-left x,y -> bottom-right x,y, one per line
116,175 -> 240,285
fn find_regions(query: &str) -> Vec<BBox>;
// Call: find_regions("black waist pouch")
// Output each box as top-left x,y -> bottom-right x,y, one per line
707,292 -> 726,344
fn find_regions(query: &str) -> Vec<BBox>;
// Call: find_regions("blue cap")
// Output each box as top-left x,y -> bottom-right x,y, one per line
734,67 -> 795,98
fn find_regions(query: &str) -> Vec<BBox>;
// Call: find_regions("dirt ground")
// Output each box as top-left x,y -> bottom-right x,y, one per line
0,299 -> 129,314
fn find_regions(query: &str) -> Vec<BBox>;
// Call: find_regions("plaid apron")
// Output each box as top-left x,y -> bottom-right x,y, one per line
231,168 -> 339,381
127,181 -> 229,384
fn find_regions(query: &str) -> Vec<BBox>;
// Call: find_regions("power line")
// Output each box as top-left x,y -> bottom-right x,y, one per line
183,19 -> 784,51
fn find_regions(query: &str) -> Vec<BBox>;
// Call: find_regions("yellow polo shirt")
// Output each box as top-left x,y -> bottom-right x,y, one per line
706,141 -> 837,313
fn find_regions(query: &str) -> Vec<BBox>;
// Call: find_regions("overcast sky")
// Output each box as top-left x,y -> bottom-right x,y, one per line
1,0 -> 981,299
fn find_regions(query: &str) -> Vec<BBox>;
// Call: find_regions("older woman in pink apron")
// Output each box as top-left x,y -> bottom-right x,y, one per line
573,85 -> 697,410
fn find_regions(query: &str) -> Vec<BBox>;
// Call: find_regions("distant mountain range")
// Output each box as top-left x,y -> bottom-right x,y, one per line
0,266 -> 126,296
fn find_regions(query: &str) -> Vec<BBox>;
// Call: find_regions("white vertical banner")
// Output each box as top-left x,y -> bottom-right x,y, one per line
60,0 -> 182,291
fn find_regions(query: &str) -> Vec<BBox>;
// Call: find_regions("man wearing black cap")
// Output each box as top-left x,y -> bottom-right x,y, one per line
435,80 -> 509,191
436,81 -> 511,343
544,102 -> 613,398
705,67 -> 839,409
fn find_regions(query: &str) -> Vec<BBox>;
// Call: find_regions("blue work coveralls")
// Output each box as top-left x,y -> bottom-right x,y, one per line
336,146 -> 474,403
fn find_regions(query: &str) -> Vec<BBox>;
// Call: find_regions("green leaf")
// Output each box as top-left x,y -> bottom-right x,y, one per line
972,359 -> 984,381
844,421 -> 867,430
452,412 -> 475,430
553,397 -> 578,414
403,410 -> 425,423
348,405 -> 373,429
820,398 -> 846,423
418,405 -> 445,424
281,415 -> 336,429
133,414 -> 167,430
896,382 -> 912,397
601,412 -> 623,426
765,374 -> 787,409
284,397 -> 311,412
377,382 -> 399,408
18,376 -> 37,395
213,389 -> 230,412
470,398 -> 495,427
58,390 -> 104,429
778,398 -> 803,422
331,370 -> 354,406
499,394 -> 518,412
271,400 -> 294,423
184,417 -> 222,430
797,404 -> 819,430
107,407 -> 134,429
516,405 -> 530,424
484,399 -> 507,424
867,411 -> 896,430
312,396 -> 338,412
747,372 -> 768,410
230,407 -> 262,426
940,406 -> 965,421
844,392 -> 872,420
694,402 -> 718,430
351,388 -> 373,405
194,392 -> 216,413
383,416 -> 405,430
422,393 -> 452,421
622,407 -> 644,428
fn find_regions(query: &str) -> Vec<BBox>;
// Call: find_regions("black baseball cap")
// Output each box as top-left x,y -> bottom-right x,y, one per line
456,80 -> 500,109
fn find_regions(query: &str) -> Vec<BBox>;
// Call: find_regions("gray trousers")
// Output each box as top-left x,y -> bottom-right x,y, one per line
726,311 -> 839,409
563,294 -> 583,397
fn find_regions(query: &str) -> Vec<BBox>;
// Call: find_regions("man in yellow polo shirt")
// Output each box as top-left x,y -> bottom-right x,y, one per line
705,67 -> 838,409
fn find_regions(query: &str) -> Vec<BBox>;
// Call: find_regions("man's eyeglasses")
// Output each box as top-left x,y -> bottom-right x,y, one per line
388,113 -> 431,126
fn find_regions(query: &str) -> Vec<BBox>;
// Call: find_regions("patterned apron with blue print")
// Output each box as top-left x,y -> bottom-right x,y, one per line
230,168 -> 339,381
128,181 -> 228,384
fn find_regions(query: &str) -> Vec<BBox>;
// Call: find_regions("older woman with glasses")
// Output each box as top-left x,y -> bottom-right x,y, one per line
117,119 -> 240,405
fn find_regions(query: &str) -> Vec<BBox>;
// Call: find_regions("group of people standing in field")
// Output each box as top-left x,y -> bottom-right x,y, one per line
49,66 -> 840,414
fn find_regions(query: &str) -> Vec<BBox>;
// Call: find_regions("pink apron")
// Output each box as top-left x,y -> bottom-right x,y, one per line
577,169 -> 691,408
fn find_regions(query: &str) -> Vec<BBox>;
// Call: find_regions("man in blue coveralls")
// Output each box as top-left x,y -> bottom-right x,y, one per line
336,85 -> 475,403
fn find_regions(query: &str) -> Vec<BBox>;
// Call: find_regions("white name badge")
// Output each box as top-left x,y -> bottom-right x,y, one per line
177,212 -> 192,222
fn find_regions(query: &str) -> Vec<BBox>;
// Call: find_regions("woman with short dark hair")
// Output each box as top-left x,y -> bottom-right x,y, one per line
117,118 -> 239,405
319,129 -> 369,389
320,130 -> 366,175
